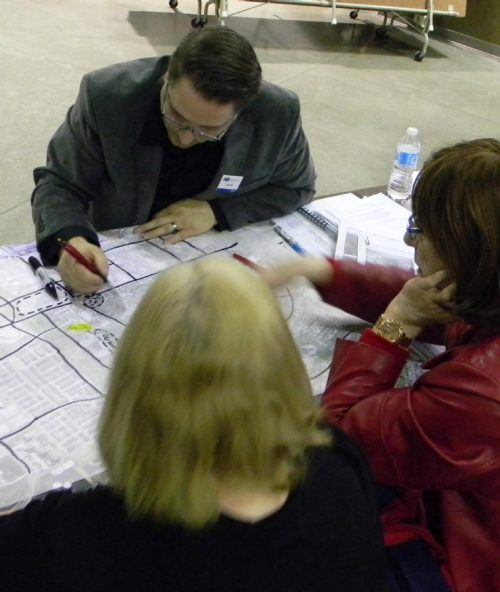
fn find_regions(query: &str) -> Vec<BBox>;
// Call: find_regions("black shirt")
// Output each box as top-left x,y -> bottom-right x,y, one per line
139,91 -> 225,219
0,428 -> 390,592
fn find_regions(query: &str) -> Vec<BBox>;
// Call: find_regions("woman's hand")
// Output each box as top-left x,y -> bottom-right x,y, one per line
384,269 -> 457,338
259,258 -> 334,289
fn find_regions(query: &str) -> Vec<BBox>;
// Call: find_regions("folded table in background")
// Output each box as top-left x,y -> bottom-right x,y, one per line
330,1 -> 467,61
251,0 -> 467,62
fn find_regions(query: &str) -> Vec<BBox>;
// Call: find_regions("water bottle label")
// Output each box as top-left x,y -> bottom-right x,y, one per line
398,151 -> 419,167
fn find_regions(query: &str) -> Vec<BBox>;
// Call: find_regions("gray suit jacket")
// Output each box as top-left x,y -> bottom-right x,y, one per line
31,56 -> 316,251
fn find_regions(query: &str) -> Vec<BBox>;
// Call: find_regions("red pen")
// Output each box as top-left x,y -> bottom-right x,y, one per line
57,238 -> 108,281
232,253 -> 263,271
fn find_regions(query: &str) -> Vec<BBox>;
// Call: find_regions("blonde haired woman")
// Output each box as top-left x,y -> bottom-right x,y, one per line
0,258 -> 389,592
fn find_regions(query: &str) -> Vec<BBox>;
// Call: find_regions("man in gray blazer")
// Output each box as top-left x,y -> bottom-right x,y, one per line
32,27 -> 316,293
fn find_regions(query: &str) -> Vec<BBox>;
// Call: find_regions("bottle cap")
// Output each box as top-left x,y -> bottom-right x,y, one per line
407,127 -> 418,136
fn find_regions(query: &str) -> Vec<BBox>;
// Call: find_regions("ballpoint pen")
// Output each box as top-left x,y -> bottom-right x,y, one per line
272,225 -> 306,255
28,256 -> 58,300
57,238 -> 108,281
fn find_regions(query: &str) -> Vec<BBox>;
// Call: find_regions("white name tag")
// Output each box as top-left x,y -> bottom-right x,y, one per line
216,174 -> 243,193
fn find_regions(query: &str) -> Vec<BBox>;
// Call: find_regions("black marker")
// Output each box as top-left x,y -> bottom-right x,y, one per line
28,256 -> 58,300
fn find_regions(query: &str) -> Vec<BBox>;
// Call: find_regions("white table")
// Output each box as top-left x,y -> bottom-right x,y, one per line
0,221 -> 435,511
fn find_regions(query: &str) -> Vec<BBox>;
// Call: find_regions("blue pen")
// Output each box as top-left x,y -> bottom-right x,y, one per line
273,226 -> 306,255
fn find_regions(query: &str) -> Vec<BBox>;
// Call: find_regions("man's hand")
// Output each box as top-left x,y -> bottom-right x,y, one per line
136,199 -> 216,245
57,237 -> 109,294
384,270 -> 457,339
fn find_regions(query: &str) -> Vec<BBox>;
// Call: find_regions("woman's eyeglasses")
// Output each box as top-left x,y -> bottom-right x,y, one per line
406,214 -> 424,240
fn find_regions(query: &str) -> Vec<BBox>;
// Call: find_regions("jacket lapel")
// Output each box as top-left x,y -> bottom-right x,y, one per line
196,115 -> 254,198
132,143 -> 163,223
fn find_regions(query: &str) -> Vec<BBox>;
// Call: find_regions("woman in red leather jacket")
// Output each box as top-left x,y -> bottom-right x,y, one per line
264,138 -> 500,592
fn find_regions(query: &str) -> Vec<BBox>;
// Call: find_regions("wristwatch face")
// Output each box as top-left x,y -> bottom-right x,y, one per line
378,318 -> 404,342
373,316 -> 409,345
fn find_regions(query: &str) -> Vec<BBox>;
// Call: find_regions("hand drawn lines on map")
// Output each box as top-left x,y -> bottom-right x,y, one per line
0,440 -> 32,474
0,233 -> 245,493
0,232 -> 243,432
101,234 -> 239,284
0,286 -> 71,325
0,316 -> 106,487
17,286 -> 71,317
2,226 -> 361,499
0,396 -> 104,493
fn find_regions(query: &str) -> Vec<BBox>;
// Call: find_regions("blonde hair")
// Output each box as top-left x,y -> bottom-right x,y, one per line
98,257 -> 330,529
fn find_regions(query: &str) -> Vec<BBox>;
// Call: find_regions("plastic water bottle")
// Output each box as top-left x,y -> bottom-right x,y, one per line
387,127 -> 421,203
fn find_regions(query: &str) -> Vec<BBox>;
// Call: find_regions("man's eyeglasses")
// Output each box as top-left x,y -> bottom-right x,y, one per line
161,85 -> 238,142
406,214 -> 424,240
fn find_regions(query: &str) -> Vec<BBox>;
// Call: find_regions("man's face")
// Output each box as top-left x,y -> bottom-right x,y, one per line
160,76 -> 238,149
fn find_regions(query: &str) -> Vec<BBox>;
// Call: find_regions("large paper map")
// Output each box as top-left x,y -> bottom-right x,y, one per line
0,223 -> 441,511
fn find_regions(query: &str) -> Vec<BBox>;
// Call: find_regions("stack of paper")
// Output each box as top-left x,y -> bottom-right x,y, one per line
273,192 -> 415,271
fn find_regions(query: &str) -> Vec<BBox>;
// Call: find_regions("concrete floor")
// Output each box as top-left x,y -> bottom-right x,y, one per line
1,0 -> 499,246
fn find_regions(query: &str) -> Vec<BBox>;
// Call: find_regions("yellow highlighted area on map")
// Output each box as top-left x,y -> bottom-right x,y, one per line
66,323 -> 95,332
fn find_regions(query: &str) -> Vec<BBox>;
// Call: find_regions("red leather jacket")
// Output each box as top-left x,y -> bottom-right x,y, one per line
319,260 -> 500,592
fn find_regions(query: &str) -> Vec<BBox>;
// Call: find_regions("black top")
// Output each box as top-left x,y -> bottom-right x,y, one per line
139,89 -> 225,220
0,429 -> 390,592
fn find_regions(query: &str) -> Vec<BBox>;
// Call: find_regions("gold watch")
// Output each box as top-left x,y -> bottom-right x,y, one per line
372,314 -> 412,348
